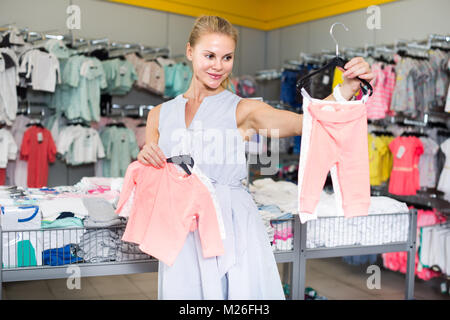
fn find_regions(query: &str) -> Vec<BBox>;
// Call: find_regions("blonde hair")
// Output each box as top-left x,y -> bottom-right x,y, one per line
188,15 -> 239,90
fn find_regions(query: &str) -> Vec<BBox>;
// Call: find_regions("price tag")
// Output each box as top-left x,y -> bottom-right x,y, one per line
322,75 -> 330,85
396,145 -> 405,159
37,132 -> 43,144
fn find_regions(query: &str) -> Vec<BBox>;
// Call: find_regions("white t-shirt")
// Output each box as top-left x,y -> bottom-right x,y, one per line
0,128 -> 17,168
58,125 -> 105,165
20,50 -> 60,92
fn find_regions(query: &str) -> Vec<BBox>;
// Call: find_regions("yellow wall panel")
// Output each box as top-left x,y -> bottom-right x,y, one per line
107,0 -> 398,30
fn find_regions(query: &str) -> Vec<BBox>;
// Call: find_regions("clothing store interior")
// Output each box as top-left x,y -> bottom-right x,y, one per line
0,0 -> 449,301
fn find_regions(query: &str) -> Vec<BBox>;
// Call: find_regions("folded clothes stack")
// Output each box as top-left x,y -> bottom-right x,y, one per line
82,197 -> 125,228
76,228 -> 149,263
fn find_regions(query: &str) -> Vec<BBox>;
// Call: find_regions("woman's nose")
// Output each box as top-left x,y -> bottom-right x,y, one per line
212,58 -> 223,70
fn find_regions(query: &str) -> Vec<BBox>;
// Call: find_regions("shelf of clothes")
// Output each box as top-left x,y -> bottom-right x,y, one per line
0,113 -> 147,188
367,122 -> 450,204
0,179 -> 150,268
279,48 -> 449,118
0,27 -> 194,127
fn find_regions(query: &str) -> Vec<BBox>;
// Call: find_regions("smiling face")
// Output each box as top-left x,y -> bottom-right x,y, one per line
186,32 -> 235,90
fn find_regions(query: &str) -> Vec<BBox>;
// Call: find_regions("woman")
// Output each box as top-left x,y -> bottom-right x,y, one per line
138,15 -> 374,299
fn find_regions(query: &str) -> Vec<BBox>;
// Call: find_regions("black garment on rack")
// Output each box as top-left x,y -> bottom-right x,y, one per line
100,94 -> 112,116
89,48 -> 109,61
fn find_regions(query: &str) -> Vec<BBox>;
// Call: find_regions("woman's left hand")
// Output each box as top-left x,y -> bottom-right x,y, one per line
339,57 -> 375,99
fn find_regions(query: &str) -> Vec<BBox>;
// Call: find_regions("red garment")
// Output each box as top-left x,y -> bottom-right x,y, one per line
382,208 -> 446,281
388,137 -> 423,195
20,126 -> 56,188
0,168 -> 5,185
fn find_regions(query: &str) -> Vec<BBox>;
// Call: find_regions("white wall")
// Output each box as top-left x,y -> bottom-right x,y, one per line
266,0 -> 450,69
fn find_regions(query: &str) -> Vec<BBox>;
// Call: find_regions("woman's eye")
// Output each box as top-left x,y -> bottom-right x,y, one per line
206,54 -> 214,59
224,56 -> 232,61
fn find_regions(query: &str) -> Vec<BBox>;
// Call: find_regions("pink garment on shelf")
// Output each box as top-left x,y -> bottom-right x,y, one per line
388,137 -> 424,195
115,161 -> 224,266
299,99 -> 370,218
382,208 -> 446,281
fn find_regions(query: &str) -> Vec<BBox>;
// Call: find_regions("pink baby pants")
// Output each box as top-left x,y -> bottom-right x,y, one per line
299,99 -> 371,218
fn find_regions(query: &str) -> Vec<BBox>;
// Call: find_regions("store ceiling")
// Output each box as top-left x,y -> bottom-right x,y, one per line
107,0 -> 397,30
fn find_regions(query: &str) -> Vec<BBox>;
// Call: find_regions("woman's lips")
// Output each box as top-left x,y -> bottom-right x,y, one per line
207,72 -> 222,80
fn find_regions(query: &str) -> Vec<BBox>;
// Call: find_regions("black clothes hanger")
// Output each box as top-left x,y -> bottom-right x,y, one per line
166,155 -> 194,176
297,56 -> 373,97
0,33 -> 11,48
371,130 -> 394,136
296,23 -> 373,97
106,122 -> 126,128
26,122 -> 44,128
1,52 -> 16,69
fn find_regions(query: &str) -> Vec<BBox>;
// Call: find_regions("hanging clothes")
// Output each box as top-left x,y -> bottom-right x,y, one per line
100,125 -> 139,177
383,208 -> 445,281
57,125 -> 105,165
102,58 -> 137,95
0,127 -> 18,170
20,125 -> 57,188
437,138 -> 450,202
5,115 -> 30,187
388,136 -> 424,195
368,133 -> 394,186
418,137 -> 440,188
0,48 -> 19,126
19,49 -> 60,92
298,89 -> 371,221
365,63 -> 396,119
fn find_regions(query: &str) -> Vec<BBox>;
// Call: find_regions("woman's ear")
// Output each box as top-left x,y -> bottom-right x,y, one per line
186,42 -> 193,61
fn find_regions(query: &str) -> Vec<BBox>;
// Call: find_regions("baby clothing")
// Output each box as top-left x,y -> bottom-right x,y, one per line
298,89 -> 371,222
418,137 -> 440,188
116,161 -> 224,266
20,125 -> 57,188
0,128 -> 17,168
388,137 -> 424,195
437,138 -> 450,202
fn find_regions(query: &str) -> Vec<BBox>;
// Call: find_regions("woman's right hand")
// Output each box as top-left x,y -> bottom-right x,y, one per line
137,143 -> 166,168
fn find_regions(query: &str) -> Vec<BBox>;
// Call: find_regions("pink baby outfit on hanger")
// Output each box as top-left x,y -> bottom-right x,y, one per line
116,160 -> 224,266
298,89 -> 371,219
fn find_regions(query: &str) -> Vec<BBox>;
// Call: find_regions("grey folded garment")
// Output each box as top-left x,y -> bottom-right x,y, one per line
82,198 -> 119,222
83,216 -> 126,228
77,229 -> 120,262
115,251 -> 150,262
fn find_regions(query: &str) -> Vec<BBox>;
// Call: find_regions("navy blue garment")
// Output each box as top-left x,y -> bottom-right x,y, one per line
42,244 -> 83,266
342,255 -> 378,266
56,212 -> 75,220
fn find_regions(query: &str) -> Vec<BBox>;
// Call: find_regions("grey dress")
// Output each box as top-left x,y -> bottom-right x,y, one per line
157,89 -> 285,300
